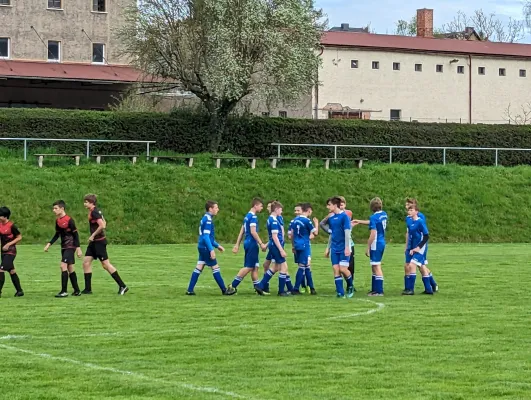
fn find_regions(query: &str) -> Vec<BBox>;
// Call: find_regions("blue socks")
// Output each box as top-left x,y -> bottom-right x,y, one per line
422,276 -> 433,294
260,269 -> 275,291
406,273 -> 417,291
304,267 -> 314,289
231,275 -> 243,288
294,267 -> 305,290
372,275 -> 376,292
345,274 -> 353,289
429,273 -> 437,289
334,276 -> 344,296
286,275 -> 294,291
278,273 -> 287,293
187,268 -> 202,292
374,276 -> 384,294
212,267 -> 226,292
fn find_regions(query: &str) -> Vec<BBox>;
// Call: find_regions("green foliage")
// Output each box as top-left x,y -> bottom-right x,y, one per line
0,156 -> 529,244
2,108 -> 531,165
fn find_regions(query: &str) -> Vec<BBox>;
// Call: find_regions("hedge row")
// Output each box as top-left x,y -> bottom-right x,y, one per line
1,109 -> 531,165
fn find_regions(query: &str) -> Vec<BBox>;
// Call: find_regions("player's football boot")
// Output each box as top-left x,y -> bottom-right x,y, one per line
55,291 -> 68,298
14,291 -> 24,297
185,291 -> 196,296
118,286 -> 129,295
81,289 -> 93,295
278,291 -> 291,297
346,286 -> 355,298
72,291 -> 81,296
223,287 -> 237,296
310,288 -> 317,295
401,290 -> 414,296
368,292 -> 384,297
336,293 -> 346,298
421,291 -> 434,295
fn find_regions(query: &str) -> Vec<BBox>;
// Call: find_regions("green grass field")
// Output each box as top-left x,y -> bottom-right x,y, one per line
1,244 -> 530,400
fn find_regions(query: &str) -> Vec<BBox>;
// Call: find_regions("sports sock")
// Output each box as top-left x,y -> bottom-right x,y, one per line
187,268 -> 202,292
231,275 -> 243,288
278,273 -> 287,294
212,267 -> 226,292
407,274 -> 417,291
259,269 -> 275,290
345,273 -> 353,289
61,271 -> 68,293
334,276 -> 344,296
69,272 -> 80,292
0,272 -> 5,292
10,273 -> 22,292
304,267 -> 314,289
285,275 -> 294,291
422,276 -> 433,294
111,271 -> 126,288
84,273 -> 92,291
372,274 -> 376,292
294,267 -> 305,290
429,273 -> 437,289
375,276 -> 384,294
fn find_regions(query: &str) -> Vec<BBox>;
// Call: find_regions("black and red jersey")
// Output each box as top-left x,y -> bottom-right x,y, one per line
88,207 -> 106,241
49,215 -> 80,249
0,221 -> 21,255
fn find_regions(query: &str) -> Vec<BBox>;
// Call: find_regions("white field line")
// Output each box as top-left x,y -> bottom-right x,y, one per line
0,343 -> 254,399
326,299 -> 385,320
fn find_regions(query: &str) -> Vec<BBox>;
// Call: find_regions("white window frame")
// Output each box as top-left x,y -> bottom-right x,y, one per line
47,40 -> 61,62
92,0 -> 106,13
47,0 -> 62,9
92,43 -> 105,64
0,37 -> 10,59
0,0 -> 12,7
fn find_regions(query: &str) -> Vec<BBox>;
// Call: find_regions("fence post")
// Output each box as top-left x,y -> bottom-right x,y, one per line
389,147 -> 393,164
147,142 -> 150,157
334,146 -> 337,160
23,139 -> 27,161
86,141 -> 90,159
443,148 -> 446,165
495,149 -> 498,166
277,145 -> 280,158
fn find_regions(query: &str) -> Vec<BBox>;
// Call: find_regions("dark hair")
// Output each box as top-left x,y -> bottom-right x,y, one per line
205,200 -> 218,212
327,196 -> 342,207
408,204 -> 419,211
270,201 -> 283,213
84,194 -> 97,205
406,198 -> 418,205
251,198 -> 263,207
53,200 -> 66,209
0,206 -> 11,219
301,202 -> 313,212
294,203 -> 303,209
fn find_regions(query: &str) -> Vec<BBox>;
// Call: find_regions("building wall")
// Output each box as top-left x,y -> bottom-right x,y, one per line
318,47 -> 531,123
0,0 -> 133,64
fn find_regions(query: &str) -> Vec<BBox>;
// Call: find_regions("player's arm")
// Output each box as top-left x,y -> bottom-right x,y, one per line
324,234 -> 331,257
311,217 -> 319,237
201,223 -> 217,258
89,219 -> 105,242
44,223 -> 60,252
405,229 -> 409,251
271,227 -> 286,257
250,225 -> 267,251
5,225 -> 22,250
366,229 -> 376,257
411,223 -> 429,254
232,225 -> 244,253
319,214 -> 331,235
343,215 -> 352,256
352,219 -> 370,226
69,219 -> 83,258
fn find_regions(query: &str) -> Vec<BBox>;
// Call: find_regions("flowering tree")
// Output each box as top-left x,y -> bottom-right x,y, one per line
119,0 -> 325,151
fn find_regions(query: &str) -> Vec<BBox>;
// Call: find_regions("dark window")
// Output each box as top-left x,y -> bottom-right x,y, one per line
520,69 -> 526,77
350,60 -> 358,68
457,66 -> 464,74
478,67 -> 485,75
48,0 -> 61,8
0,0 -> 11,5
92,43 -> 105,63
0,38 -> 8,58
278,111 -> 287,118
415,64 -> 422,72
390,109 -> 401,121
499,68 -> 506,76
372,61 -> 379,69
261,112 -> 270,117
47,41 -> 60,61
393,62 -> 400,71
93,0 -> 105,12
436,64 -> 443,73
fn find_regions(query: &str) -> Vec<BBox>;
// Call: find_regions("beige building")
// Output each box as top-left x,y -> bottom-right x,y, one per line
315,9 -> 531,123
0,0 -> 139,109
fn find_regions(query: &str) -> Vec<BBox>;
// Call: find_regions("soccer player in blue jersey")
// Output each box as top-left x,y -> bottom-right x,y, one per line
352,197 -> 388,296
291,203 -> 318,295
404,198 -> 438,293
404,203 -> 432,295
186,201 -> 235,296
288,204 -> 309,292
324,196 -> 354,298
229,198 -> 267,295
258,201 -> 292,296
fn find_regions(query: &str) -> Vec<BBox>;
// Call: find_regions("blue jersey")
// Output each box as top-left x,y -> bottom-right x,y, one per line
369,211 -> 388,247
198,213 -> 219,251
243,211 -> 259,243
328,212 -> 351,252
290,216 -> 316,250
277,215 -> 285,246
267,215 -> 283,247
406,211 -> 426,249
408,217 -> 429,249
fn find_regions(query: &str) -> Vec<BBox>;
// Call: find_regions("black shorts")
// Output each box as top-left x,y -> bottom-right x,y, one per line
85,240 -> 108,261
0,254 -> 16,272
61,248 -> 76,265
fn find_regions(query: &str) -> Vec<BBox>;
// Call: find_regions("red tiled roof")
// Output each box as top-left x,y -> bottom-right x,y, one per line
0,60 -> 148,83
321,31 -> 531,58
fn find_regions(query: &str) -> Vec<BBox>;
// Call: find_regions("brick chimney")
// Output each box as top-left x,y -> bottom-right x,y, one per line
416,8 -> 434,38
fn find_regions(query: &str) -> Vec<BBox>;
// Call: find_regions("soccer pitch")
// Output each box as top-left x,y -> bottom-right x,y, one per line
1,244 -> 529,400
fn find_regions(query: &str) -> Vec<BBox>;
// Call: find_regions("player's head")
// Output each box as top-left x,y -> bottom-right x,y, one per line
326,196 -> 342,212
338,196 -> 346,210
0,206 -> 11,222
406,198 -> 418,209
407,204 -> 419,218
53,200 -> 66,216
270,201 -> 283,215
266,200 -> 278,214
251,198 -> 264,213
205,200 -> 219,216
370,197 -> 383,212
84,194 -> 97,209
301,202 -> 313,216
294,204 -> 303,216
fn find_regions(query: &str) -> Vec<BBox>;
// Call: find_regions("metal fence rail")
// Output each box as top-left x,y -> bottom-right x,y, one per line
0,138 -> 156,160
271,143 -> 531,166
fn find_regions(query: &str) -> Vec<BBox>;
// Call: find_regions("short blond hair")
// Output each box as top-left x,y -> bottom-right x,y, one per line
370,197 -> 383,212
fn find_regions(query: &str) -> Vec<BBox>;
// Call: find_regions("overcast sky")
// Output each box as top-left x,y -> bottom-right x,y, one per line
316,0 -> 531,42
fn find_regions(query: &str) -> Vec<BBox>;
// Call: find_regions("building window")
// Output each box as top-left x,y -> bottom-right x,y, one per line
390,109 -> 401,121
0,38 -> 9,59
436,64 -> 443,73
478,67 -> 485,75
261,112 -> 270,117
372,61 -> 379,70
93,0 -> 106,12
279,111 -> 287,118
499,68 -> 506,76
393,62 -> 400,71
92,43 -> 105,63
0,0 -> 11,5
520,69 -> 526,77
47,40 -> 60,62
350,60 -> 358,69
415,64 -> 422,72
48,0 -> 62,8
457,66 -> 464,74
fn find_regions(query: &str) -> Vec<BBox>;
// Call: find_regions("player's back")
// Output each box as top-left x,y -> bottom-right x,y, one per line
198,213 -> 215,249
243,211 -> 258,242
370,211 -> 388,245
291,216 -> 312,250
328,212 -> 350,252
267,215 -> 282,245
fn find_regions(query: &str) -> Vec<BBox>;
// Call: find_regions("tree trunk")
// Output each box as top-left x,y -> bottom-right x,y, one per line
206,99 -> 237,153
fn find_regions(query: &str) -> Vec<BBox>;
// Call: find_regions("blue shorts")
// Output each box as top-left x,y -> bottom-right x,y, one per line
198,249 -> 217,267
411,252 -> 427,267
266,251 -> 273,261
268,246 -> 286,264
244,241 -> 259,268
406,249 -> 427,266
331,250 -> 350,267
294,247 -> 310,266
370,248 -> 385,265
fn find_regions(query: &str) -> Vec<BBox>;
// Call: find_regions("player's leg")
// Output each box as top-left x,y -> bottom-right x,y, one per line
303,249 -> 316,295
186,252 -> 206,295
418,265 -> 433,295
403,249 -> 413,292
56,260 -> 69,298
368,248 -> 384,296
259,261 -> 277,294
332,264 -> 345,298
262,254 -> 272,293
67,264 -> 81,296
3,255 -> 23,296
82,242 -> 96,294
212,263 -> 235,295
292,250 -> 306,294
277,260 -> 290,296
402,261 -> 418,295
348,245 -> 356,291
229,267 -> 251,293
96,242 -> 128,295
339,252 -> 354,297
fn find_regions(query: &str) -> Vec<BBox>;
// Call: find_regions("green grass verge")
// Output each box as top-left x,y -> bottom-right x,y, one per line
0,155 -> 530,244
0,244 -> 529,399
